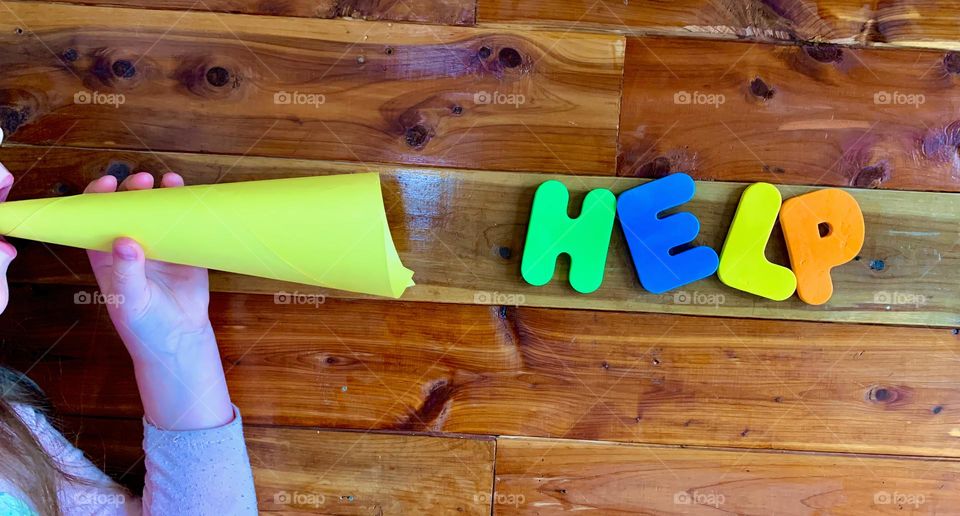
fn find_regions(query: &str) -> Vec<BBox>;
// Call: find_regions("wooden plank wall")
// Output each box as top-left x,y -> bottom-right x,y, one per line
0,0 -> 958,514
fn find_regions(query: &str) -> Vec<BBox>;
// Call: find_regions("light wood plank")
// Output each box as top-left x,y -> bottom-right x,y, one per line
0,145 -> 956,326
62,415 -> 496,514
40,0 -> 477,25
6,285 -> 960,457
247,425 -> 495,514
479,0 -> 960,51
0,1 -> 622,174
495,436 -> 960,514
619,36 -> 960,192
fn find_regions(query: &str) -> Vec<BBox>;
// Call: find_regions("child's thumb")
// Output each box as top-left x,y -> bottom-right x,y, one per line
111,238 -> 149,313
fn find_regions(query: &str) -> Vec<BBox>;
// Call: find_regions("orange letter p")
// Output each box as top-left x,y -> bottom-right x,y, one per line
779,189 -> 865,305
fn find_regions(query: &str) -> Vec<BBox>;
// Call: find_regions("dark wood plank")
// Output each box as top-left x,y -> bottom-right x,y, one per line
619,36 -> 960,192
0,1 -> 622,174
495,436 -> 960,514
0,145 -> 956,327
479,0 -> 960,51
61,415 -> 495,514
5,285 -> 960,457
42,0 -> 476,25
59,415 -> 147,493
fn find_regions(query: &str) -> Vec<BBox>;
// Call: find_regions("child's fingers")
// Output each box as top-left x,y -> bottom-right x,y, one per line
160,172 -> 184,188
110,237 -> 150,317
84,175 -> 118,194
118,172 -> 155,191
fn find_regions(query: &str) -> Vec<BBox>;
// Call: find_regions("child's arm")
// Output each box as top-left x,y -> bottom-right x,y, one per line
83,172 -> 257,515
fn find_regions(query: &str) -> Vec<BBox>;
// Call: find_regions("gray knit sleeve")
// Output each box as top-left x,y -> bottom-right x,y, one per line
141,405 -> 257,516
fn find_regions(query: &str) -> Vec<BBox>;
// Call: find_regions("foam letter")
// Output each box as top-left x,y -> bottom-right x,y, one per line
520,180 -> 617,294
779,188 -> 865,305
617,173 -> 719,294
718,183 -> 797,301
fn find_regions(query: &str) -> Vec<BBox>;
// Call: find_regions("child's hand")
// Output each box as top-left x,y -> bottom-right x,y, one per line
84,172 -> 211,362
85,172 -> 233,430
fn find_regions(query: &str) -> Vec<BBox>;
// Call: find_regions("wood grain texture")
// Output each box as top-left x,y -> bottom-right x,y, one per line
480,0 -> 863,41
61,415 -> 495,514
495,436 -> 960,514
5,285 -> 960,457
0,1 -> 622,174
877,1 -> 960,51
0,145 -> 956,327
42,0 -> 477,25
619,37 -> 960,192
479,0 -> 960,51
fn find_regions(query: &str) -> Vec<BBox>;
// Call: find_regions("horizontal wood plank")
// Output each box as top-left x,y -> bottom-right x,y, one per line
0,145 -> 956,326
0,1 -> 622,174
479,0 -> 960,51
619,37 -> 960,192
495,436 -> 960,514
60,415 -> 147,492
61,415 -> 495,514
39,0 -> 477,25
5,285 -> 960,457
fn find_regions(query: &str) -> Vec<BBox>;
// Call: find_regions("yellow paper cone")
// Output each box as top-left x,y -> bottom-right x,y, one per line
0,173 -> 415,298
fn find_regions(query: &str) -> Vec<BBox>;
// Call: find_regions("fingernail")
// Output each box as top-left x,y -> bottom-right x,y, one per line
115,244 -> 138,261
0,172 -> 12,189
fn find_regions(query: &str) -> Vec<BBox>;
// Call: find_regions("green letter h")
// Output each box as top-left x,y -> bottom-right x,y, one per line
520,181 -> 617,294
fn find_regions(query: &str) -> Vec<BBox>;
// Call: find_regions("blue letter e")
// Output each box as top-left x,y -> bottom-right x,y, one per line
617,173 -> 719,294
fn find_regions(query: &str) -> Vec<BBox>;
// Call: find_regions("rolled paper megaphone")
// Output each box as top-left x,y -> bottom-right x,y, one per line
0,172 -> 415,298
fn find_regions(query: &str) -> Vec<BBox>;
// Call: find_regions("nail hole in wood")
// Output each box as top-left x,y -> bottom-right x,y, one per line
205,66 -> 230,87
404,125 -> 429,149
750,77 -> 775,99
498,48 -> 522,68
112,59 -> 136,78
105,161 -> 131,181
0,107 -> 26,135
52,182 -> 75,196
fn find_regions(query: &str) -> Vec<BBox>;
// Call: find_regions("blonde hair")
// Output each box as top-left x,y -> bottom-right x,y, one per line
0,367 -> 63,516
